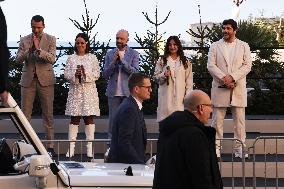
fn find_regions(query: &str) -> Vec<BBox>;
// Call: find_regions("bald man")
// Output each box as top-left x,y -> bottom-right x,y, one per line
153,90 -> 223,189
103,29 -> 139,140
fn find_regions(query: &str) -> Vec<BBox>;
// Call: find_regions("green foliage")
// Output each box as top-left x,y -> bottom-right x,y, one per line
207,23 -> 222,43
237,21 -> 278,47
134,5 -> 171,115
69,0 -> 99,45
190,53 -> 211,94
53,76 -> 69,115
134,30 -> 162,115
7,56 -> 21,106
236,21 -> 279,61
68,0 -> 110,66
186,20 -> 211,93
187,24 -> 211,48
247,58 -> 284,114
135,30 -> 161,76
235,21 -> 284,114
254,17 -> 284,46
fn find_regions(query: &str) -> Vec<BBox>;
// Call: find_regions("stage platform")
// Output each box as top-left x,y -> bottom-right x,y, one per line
1,115 -> 284,188
1,115 -> 284,154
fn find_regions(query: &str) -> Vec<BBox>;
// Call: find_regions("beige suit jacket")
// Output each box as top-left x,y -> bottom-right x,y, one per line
16,33 -> 56,87
207,38 -> 252,107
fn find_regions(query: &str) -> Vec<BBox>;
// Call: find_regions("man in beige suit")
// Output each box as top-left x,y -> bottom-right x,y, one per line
16,15 -> 56,156
207,19 -> 252,159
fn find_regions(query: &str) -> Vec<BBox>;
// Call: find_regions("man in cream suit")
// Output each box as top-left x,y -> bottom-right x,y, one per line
16,15 -> 56,156
207,19 -> 252,158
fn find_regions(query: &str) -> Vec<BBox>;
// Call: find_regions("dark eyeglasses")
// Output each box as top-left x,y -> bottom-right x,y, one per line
139,85 -> 152,90
200,104 -> 213,108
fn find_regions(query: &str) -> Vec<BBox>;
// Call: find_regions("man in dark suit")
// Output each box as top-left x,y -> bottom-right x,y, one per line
107,73 -> 151,164
153,90 -> 223,189
0,1 -> 9,103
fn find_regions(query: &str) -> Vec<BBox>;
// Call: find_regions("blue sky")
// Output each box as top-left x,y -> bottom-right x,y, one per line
2,0 -> 283,43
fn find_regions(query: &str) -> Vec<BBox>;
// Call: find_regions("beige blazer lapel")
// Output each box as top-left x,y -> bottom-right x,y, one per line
25,34 -> 33,49
226,43 -> 234,74
230,39 -> 241,73
39,33 -> 47,50
217,41 -> 230,68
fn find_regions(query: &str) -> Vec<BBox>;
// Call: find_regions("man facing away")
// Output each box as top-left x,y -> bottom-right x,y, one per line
103,29 -> 139,140
153,90 -> 223,189
107,73 -> 151,164
207,19 -> 252,158
16,15 -> 57,156
0,1 -> 9,103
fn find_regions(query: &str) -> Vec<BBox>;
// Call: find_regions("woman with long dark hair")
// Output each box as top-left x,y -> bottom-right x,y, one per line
154,36 -> 193,122
64,33 -> 100,158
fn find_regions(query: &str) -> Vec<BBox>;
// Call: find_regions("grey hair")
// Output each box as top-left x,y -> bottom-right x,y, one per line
183,93 -> 195,110
183,90 -> 208,111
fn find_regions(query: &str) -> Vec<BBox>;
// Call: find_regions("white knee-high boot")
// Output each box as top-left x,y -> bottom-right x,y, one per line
85,124 -> 95,158
66,124 -> 79,157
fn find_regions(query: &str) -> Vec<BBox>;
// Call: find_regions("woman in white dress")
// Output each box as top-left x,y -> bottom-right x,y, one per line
154,36 -> 193,122
64,33 -> 100,158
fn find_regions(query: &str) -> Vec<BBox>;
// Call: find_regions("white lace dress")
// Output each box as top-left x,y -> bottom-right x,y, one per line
64,53 -> 100,116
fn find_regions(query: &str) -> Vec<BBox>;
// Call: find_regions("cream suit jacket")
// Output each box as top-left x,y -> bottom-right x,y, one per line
154,57 -> 193,122
207,38 -> 252,107
16,33 -> 56,87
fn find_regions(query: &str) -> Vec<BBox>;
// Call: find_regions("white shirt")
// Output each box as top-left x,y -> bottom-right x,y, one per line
132,95 -> 143,110
223,39 -> 237,68
115,49 -> 126,96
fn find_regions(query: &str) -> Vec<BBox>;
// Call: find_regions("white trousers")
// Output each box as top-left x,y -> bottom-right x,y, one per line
211,107 -> 246,155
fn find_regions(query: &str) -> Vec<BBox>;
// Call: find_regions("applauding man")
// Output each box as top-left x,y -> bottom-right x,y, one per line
16,15 -> 57,157
103,29 -> 139,140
